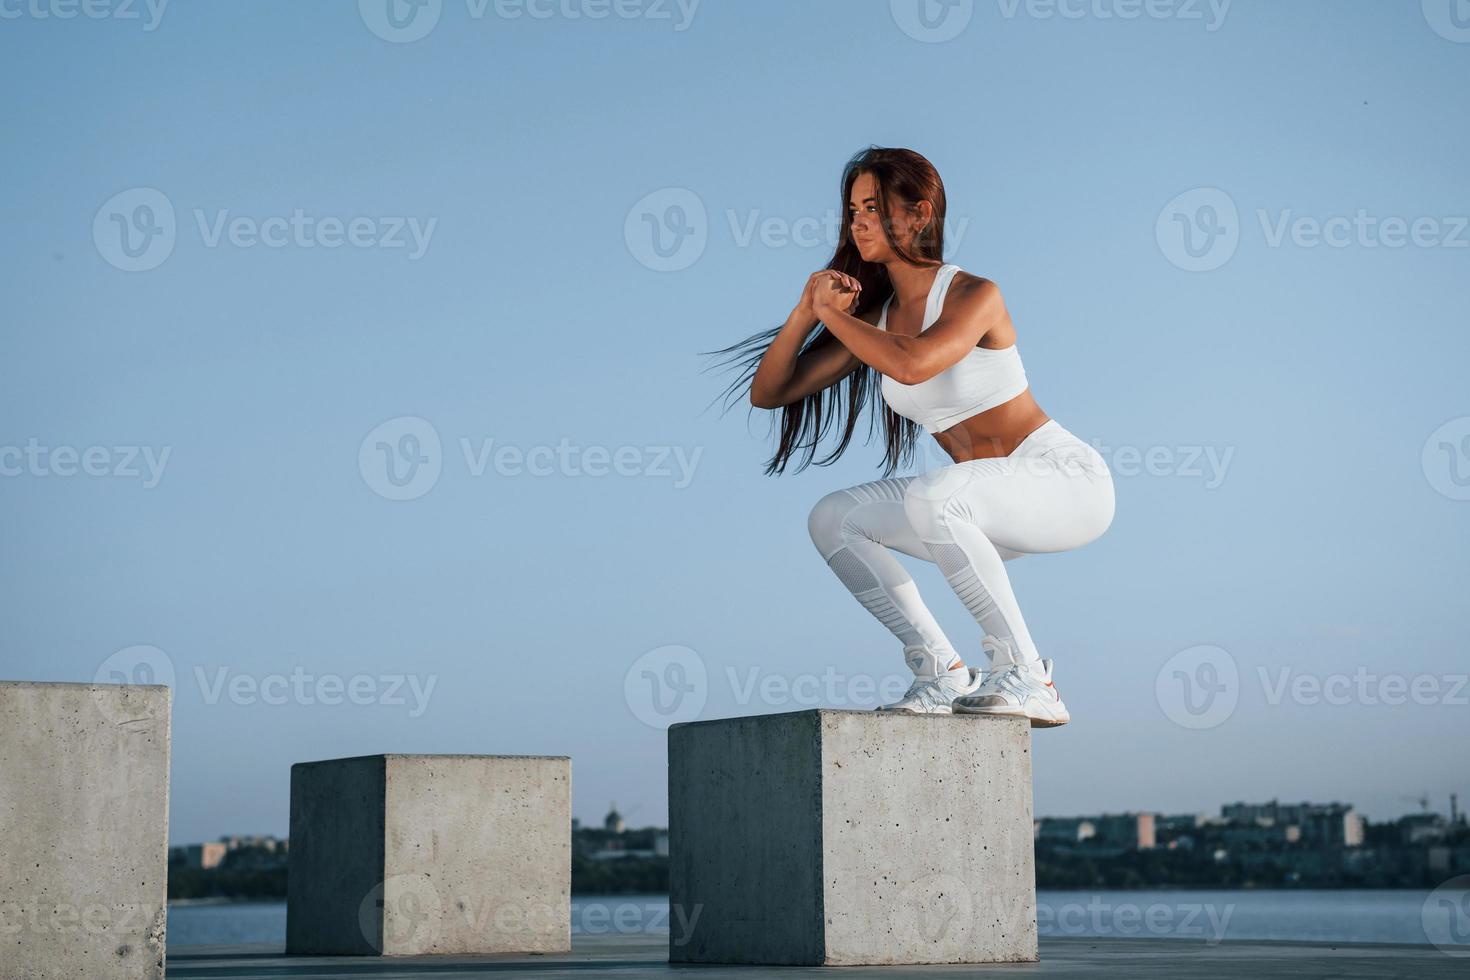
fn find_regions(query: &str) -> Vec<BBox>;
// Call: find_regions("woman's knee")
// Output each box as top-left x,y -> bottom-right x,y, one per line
807,489 -> 857,555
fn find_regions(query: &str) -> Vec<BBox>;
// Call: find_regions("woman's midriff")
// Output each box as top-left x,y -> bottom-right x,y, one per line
931,388 -> 1051,462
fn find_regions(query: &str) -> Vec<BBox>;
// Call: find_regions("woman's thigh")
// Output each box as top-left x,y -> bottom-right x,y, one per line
831,474 -> 1030,562
826,475 -> 931,561
909,451 -> 1115,556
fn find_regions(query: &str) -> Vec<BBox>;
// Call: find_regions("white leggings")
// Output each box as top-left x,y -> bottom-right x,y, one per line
807,420 -> 1115,668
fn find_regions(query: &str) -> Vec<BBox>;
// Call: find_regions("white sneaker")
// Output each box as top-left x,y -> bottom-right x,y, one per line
953,641 -> 1070,728
877,645 -> 983,715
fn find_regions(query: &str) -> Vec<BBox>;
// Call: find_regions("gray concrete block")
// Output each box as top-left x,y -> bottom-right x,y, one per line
0,681 -> 172,980
669,709 -> 1037,966
286,754 -> 571,956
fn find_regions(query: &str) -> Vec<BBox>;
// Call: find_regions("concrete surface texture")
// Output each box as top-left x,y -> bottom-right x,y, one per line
668,709 -> 1036,966
0,681 -> 172,980
286,753 -> 571,956
164,934 -> 1470,979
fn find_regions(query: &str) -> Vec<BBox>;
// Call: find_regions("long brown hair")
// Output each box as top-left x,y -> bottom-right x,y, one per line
701,146 -> 948,477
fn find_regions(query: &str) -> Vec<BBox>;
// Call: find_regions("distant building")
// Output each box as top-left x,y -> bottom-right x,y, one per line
604,803 -> 625,835
1221,822 -> 1301,849
171,842 -> 227,870
218,834 -> 284,853
1035,817 -> 1095,844
1220,800 -> 1362,848
1399,813 -> 1450,846
1035,813 -> 1153,850
1155,813 -> 1209,849
168,834 -> 289,871
1095,813 -> 1155,850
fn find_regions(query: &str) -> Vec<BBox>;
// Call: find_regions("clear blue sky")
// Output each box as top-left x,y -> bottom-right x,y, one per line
1,0 -> 1466,844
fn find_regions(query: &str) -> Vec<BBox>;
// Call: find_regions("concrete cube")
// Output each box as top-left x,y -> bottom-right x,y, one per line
668,709 -> 1037,966
286,754 -> 570,956
0,681 -> 171,980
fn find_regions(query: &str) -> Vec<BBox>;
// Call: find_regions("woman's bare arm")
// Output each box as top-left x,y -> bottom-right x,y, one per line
750,316 -> 864,408
750,271 -> 867,409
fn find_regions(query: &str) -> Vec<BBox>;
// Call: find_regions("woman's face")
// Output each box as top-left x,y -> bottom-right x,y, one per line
847,171 -> 929,263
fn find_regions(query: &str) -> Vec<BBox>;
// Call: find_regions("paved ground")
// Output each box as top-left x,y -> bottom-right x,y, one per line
165,933 -> 1463,978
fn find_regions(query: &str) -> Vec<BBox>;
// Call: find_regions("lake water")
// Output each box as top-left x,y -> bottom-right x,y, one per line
168,888 -> 1469,949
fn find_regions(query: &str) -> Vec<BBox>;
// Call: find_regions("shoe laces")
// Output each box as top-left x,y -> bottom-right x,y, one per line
994,664 -> 1029,693
900,670 -> 968,708
902,676 -> 946,708
973,662 -> 1036,699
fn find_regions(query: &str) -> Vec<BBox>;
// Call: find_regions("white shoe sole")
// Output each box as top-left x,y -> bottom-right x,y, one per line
952,701 -> 1070,728
875,704 -> 955,715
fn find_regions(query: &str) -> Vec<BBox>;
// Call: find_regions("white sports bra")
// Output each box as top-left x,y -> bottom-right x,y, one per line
878,264 -> 1029,435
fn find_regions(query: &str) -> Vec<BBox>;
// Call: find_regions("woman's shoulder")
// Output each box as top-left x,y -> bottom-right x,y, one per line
949,265 -> 998,293
947,267 -> 1006,312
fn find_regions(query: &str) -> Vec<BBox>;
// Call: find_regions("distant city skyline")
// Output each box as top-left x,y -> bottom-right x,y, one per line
173,792 -> 1468,846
